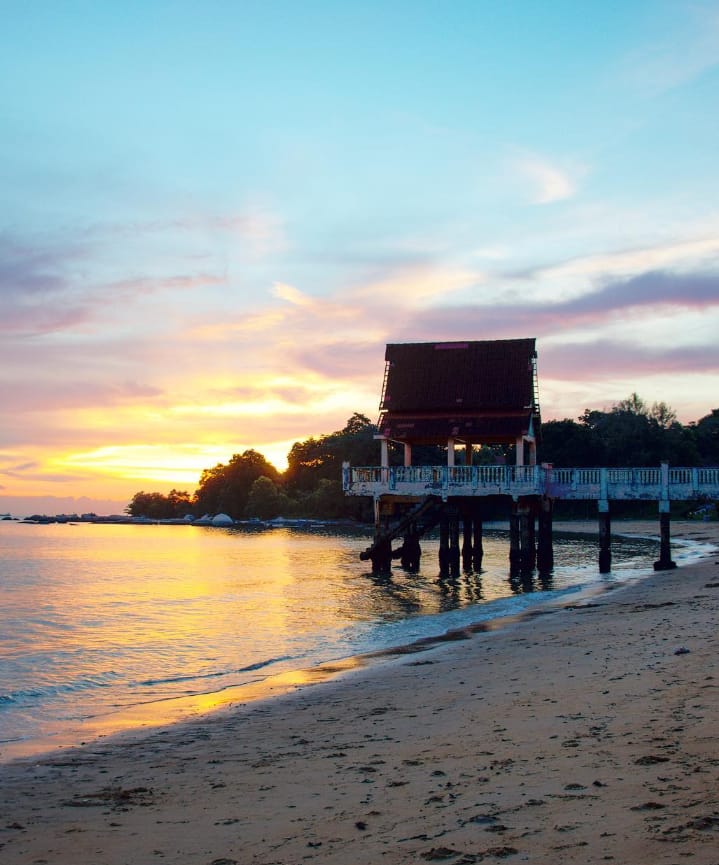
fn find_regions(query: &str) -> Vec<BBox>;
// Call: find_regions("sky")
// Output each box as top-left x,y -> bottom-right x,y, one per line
1,0 -> 718,516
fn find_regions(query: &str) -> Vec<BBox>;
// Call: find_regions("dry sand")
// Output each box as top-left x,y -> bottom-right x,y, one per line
1,520 -> 718,864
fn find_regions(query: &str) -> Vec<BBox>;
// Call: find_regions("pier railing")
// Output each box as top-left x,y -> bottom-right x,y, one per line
342,464 -> 719,502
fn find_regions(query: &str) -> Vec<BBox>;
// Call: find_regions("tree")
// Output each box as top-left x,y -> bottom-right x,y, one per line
125,490 -> 191,519
194,449 -> 280,519
540,419 -> 601,467
650,401 -> 677,429
285,413 -> 378,492
693,409 -> 719,465
245,476 -> 283,520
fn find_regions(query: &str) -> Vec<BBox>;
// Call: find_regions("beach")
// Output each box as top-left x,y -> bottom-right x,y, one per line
1,519 -> 717,864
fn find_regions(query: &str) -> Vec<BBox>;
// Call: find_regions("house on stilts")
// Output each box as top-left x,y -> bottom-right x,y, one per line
342,338 -> 719,576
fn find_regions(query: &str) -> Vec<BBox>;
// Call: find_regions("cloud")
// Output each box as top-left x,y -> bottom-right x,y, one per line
617,4 -> 719,95
540,339 -> 719,382
0,234 -> 87,297
272,281 -> 314,306
351,263 -> 482,306
513,153 -> 580,204
0,380 -> 164,413
516,234 -> 719,284
404,267 -> 719,340
108,272 -> 226,297
0,230 -> 226,336
86,207 -> 287,257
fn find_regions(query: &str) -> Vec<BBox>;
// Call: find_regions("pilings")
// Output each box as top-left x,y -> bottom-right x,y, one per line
367,492 -> 681,579
509,499 -> 541,575
439,509 -> 461,578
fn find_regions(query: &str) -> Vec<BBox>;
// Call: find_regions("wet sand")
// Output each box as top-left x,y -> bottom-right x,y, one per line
1,519 -> 718,864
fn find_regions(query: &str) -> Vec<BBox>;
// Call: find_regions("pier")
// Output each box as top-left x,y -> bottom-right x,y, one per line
342,339 -> 719,576
343,462 -> 719,574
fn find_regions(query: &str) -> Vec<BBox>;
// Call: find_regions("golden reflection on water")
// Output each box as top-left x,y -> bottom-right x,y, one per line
1,522 -> 378,758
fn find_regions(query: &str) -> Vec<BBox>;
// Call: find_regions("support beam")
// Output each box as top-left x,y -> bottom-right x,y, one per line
404,443 -> 412,468
598,501 -> 611,573
399,530 -> 422,571
536,496 -> 554,575
528,438 -> 537,466
654,503 -> 677,571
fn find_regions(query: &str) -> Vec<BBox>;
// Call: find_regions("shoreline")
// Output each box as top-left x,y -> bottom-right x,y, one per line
1,519 -> 718,863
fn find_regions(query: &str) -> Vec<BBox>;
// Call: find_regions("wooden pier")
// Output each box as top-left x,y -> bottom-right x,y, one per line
343,462 -> 719,575
342,339 -> 718,576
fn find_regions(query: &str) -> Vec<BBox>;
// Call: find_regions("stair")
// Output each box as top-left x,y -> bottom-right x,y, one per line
360,495 -> 443,561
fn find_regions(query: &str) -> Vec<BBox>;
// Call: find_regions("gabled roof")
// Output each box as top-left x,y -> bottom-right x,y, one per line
378,338 -> 539,445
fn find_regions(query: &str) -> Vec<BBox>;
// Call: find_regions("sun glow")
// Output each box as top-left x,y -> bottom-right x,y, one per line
59,445 -> 251,486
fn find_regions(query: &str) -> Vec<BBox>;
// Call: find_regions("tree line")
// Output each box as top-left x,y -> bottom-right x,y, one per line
126,398 -> 719,521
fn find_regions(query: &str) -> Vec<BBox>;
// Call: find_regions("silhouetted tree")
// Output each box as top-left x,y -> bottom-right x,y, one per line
693,409 -> 719,465
194,450 -> 280,519
285,413 -> 378,491
245,475 -> 284,520
125,490 -> 191,519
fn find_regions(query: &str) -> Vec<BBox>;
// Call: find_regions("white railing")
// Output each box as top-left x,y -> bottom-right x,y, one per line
342,464 -> 719,501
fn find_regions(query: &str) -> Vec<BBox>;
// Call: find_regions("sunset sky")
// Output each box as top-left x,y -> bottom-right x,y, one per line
2,0 -> 718,515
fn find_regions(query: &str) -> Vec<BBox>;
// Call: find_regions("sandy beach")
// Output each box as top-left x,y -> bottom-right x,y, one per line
1,519 -> 718,865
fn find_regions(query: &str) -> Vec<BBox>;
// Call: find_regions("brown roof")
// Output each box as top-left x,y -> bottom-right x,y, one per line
378,338 -> 539,445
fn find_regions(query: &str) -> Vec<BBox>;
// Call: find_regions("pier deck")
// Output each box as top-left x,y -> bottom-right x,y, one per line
343,464 -> 719,502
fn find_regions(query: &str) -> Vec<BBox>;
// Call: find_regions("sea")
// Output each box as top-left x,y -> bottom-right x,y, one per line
0,519 -> 711,762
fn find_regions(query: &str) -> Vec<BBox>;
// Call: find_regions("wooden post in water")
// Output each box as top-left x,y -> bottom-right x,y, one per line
400,528 -> 422,571
536,496 -> 554,574
598,500 -> 611,573
654,502 -> 677,570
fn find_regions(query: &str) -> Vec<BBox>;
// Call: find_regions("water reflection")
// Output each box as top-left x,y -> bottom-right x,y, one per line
436,571 -> 484,611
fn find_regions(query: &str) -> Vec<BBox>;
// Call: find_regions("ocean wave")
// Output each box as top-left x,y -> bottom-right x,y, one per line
0,671 -> 123,709
136,654 -> 299,688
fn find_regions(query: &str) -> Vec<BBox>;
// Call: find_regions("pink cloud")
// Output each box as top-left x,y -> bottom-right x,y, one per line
540,340 -> 719,382
404,268 -> 719,340
0,380 -> 164,413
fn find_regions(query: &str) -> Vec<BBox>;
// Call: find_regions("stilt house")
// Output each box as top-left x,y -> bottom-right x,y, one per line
376,338 -> 541,468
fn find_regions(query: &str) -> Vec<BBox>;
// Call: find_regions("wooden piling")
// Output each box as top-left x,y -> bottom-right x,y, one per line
598,502 -> 611,573
653,506 -> 677,571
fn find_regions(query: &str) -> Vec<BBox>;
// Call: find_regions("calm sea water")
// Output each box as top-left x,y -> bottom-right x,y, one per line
0,520 -> 692,761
